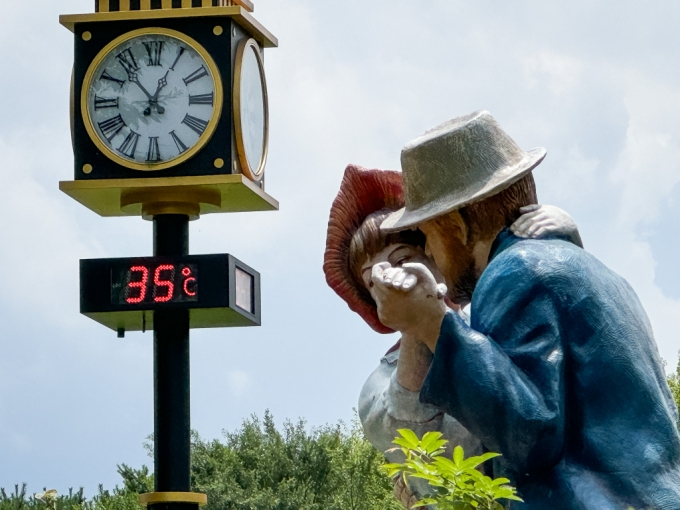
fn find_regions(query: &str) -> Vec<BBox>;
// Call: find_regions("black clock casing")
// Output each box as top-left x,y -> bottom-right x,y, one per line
73,17 -> 252,181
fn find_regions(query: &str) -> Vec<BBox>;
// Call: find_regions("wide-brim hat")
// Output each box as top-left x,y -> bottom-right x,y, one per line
382,110 -> 546,232
324,165 -> 404,334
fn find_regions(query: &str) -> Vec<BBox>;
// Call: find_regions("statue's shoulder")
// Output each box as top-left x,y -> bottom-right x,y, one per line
481,238 -> 590,294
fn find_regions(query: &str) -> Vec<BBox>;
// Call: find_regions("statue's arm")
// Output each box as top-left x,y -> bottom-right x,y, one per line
359,349 -> 483,502
358,352 -> 445,457
511,204 -> 584,248
420,252 -> 566,474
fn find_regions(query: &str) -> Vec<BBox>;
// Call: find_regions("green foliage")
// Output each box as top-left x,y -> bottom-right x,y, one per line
667,354 -> 680,414
0,486 -> 80,510
3,413 -> 401,510
121,411 -> 402,510
384,430 -> 522,510
83,487 -> 139,510
0,485 -> 138,510
115,465 -> 152,496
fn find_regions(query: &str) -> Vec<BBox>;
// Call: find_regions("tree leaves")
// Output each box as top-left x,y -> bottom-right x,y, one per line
385,430 -> 522,510
2,413 -> 404,510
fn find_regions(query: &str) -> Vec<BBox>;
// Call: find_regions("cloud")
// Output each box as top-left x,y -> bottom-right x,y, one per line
227,371 -> 251,399
0,131 -> 92,327
520,51 -> 584,95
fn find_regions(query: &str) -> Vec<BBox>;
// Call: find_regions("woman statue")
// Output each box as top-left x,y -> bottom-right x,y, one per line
323,165 -> 582,508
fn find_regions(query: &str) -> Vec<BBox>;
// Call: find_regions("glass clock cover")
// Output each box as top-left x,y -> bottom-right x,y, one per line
235,39 -> 268,181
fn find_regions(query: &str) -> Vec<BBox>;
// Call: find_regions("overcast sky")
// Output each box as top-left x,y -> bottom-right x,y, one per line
1,0 -> 680,495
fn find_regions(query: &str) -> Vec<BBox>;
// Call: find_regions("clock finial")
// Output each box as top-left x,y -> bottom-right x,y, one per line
95,0 -> 253,13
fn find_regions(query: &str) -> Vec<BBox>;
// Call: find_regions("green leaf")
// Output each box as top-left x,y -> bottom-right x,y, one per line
421,431 -> 448,455
396,428 -> 421,448
490,477 -> 511,486
462,451 -> 501,470
453,445 -> 464,467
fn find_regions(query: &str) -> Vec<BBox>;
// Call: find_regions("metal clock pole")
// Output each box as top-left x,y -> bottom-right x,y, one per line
153,214 -> 192,504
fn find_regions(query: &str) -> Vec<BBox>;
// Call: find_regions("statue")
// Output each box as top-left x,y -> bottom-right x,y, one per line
324,162 -> 583,506
366,110 -> 680,509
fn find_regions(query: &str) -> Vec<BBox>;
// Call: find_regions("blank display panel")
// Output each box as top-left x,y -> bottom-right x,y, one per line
235,267 -> 254,313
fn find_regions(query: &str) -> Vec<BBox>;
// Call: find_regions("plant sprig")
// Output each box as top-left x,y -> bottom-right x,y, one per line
384,430 -> 522,510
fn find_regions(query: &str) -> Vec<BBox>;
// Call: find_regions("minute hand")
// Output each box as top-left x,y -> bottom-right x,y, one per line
130,74 -> 155,101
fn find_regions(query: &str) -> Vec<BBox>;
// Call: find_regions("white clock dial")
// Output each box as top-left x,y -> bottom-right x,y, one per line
83,29 -> 222,171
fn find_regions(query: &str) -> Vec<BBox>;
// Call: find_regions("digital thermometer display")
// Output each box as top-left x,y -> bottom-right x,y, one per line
80,254 -> 261,332
112,263 -> 198,305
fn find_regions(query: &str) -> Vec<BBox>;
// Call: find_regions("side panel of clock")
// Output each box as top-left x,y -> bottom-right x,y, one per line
73,18 -> 248,180
229,21 -> 251,182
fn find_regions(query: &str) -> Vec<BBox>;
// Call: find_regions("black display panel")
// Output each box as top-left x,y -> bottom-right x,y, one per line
80,254 -> 260,332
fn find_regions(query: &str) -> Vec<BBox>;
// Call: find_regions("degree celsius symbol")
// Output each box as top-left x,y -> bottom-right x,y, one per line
182,266 -> 197,297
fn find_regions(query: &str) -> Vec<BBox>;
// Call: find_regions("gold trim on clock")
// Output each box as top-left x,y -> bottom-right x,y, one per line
60,8 -> 278,49
80,27 -> 224,172
233,38 -> 269,182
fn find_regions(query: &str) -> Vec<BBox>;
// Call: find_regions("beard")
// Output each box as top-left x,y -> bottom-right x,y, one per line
447,262 -> 478,306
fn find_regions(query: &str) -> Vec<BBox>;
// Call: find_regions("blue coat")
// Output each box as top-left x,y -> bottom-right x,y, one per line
420,230 -> 680,509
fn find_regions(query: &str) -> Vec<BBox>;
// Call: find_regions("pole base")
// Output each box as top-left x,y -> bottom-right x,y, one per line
138,493 -> 207,507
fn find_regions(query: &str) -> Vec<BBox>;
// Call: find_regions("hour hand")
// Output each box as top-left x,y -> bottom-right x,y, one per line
149,72 -> 170,114
154,72 -> 169,99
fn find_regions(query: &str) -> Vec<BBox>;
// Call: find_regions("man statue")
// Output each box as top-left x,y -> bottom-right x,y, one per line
372,110 -> 680,509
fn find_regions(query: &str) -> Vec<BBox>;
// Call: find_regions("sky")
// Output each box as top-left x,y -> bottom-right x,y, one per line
1,0 -> 680,495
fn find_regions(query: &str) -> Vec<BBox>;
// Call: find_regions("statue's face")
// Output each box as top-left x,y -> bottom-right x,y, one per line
360,243 -> 445,298
420,215 -> 478,306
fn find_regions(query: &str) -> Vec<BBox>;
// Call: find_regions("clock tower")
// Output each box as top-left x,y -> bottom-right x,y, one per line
61,0 -> 277,220
59,3 -> 279,510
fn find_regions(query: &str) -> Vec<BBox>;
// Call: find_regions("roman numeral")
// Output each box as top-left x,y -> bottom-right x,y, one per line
189,92 -> 214,106
146,137 -> 162,162
117,130 -> 140,158
183,66 -> 208,86
101,70 -> 125,87
169,47 -> 185,71
182,114 -> 208,136
169,130 -> 188,154
144,41 -> 164,67
116,48 -> 140,77
94,95 -> 119,110
98,114 -> 126,143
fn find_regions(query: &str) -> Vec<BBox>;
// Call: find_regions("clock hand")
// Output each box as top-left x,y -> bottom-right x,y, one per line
129,73 -> 155,101
148,71 -> 170,115
152,71 -> 169,100
129,73 -> 160,116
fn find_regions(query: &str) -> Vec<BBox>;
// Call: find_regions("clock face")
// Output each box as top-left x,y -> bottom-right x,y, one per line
82,28 -> 223,171
234,39 -> 269,181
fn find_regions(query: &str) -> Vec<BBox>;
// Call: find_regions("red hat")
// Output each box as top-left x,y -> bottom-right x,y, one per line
323,165 -> 404,334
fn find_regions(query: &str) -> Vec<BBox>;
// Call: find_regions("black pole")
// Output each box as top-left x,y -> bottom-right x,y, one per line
152,215 -> 194,510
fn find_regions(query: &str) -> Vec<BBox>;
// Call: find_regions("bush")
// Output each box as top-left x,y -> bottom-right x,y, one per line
3,412 -> 401,510
121,411 -> 402,510
0,485 -> 138,510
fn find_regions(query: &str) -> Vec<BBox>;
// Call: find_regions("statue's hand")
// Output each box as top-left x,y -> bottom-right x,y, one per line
370,262 -> 447,352
511,204 -> 583,248
393,476 -> 418,509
